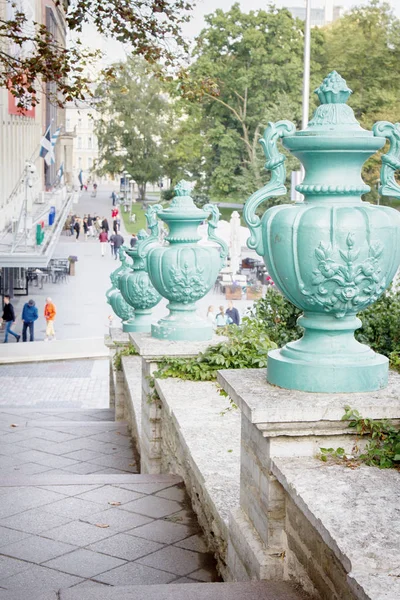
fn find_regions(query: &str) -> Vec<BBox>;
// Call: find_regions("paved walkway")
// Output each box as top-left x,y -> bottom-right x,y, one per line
0,408 -> 219,597
3,186 -> 256,344
0,359 -> 109,408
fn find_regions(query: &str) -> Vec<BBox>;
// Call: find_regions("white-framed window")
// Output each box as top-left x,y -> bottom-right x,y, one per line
77,137 -> 82,149
88,136 -> 92,149
88,158 -> 93,169
78,157 -> 82,168
78,117 -> 83,128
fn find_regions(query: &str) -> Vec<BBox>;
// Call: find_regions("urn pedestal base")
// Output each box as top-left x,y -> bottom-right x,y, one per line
123,309 -> 153,333
151,303 -> 212,341
267,313 -> 388,393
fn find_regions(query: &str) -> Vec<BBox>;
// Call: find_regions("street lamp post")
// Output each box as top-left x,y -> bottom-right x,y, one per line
302,0 -> 312,130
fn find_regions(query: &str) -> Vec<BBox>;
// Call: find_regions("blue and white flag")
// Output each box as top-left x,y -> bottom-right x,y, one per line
57,162 -> 64,180
40,126 -> 61,166
78,169 -> 83,185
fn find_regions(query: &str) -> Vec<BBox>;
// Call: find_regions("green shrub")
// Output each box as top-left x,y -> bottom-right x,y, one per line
114,343 -> 138,371
154,318 -> 276,381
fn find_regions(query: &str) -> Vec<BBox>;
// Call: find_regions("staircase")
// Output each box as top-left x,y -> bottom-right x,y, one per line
0,407 -> 307,599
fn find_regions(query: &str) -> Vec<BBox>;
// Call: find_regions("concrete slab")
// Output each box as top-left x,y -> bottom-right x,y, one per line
129,332 -> 228,359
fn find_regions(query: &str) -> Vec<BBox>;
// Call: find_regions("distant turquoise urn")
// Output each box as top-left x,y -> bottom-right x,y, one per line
147,180 -> 228,341
106,249 -> 135,326
118,218 -> 162,333
244,71 -> 400,393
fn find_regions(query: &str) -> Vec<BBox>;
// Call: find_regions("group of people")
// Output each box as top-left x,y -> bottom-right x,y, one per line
207,301 -> 240,328
66,213 -> 122,243
2,296 -> 57,343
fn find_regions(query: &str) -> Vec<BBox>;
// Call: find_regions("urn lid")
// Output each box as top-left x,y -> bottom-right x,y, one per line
297,71 -> 372,137
158,180 -> 208,222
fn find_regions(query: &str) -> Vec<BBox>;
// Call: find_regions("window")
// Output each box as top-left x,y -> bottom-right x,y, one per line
88,136 -> 92,149
66,118 -> 71,130
78,157 -> 82,168
88,158 -> 93,169
78,118 -> 82,128
77,137 -> 82,149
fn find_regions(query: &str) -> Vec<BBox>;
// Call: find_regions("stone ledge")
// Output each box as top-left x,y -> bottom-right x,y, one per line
156,379 -> 240,564
272,457 -> 400,600
121,355 -> 142,443
0,337 -> 108,364
217,369 -> 400,435
130,332 -> 227,359
105,328 -> 130,347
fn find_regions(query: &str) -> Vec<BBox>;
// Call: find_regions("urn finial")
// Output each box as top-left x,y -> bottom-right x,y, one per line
174,180 -> 193,197
314,71 -> 352,105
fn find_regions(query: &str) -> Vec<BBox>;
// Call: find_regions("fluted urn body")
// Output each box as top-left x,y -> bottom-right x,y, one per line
244,71 -> 400,392
147,180 -> 228,341
106,250 -> 135,326
118,229 -> 162,332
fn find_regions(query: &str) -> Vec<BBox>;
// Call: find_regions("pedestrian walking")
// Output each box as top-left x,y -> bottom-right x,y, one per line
2,296 -> 20,343
87,214 -> 94,237
99,229 -> 108,257
93,216 -> 101,233
111,191 -> 117,206
69,215 -> 75,237
74,218 -> 80,241
130,234 -> 138,248
44,297 -> 56,341
101,217 -> 109,233
111,208 -> 118,219
91,183 -> 98,197
83,218 -> 89,241
226,300 -> 240,325
21,299 -> 38,342
110,232 -> 124,259
113,219 -> 119,234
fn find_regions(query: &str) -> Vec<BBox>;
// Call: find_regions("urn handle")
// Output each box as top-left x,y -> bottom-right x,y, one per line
243,120 -> 296,256
373,121 -> 400,199
137,203 -> 163,260
203,203 -> 229,265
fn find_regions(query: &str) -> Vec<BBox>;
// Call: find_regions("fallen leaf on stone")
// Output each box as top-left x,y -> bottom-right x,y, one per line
10,424 -> 19,427
129,463 -> 135,466
108,501 -> 121,506
95,523 -> 110,528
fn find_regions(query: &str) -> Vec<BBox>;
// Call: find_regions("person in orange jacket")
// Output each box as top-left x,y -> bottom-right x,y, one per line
44,297 -> 57,341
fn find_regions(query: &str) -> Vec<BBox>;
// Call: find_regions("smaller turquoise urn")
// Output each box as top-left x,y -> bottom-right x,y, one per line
147,180 -> 228,341
106,249 -> 135,327
244,71 -> 400,393
119,211 -> 162,332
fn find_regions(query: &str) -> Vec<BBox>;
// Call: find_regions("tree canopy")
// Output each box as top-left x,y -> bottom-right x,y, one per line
1,0 -> 192,108
95,58 -> 171,200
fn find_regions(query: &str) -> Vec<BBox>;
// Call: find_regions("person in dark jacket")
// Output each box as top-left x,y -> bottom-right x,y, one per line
226,300 -> 240,326
2,296 -> 20,343
73,219 -> 80,241
130,234 -> 137,248
22,299 -> 39,342
101,217 -> 109,233
110,233 -> 124,259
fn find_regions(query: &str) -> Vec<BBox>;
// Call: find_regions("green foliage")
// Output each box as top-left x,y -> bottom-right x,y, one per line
114,344 -> 138,371
319,406 -> 400,469
95,58 -> 171,200
343,406 -> 400,469
355,283 -> 400,357
154,318 -> 277,381
253,287 -> 303,347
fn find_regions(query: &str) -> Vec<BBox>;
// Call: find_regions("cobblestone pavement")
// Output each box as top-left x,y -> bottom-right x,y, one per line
0,408 -> 220,595
0,359 -> 109,408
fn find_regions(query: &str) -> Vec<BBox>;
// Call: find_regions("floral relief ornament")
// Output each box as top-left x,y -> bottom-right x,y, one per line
169,262 -> 205,303
300,233 -> 386,318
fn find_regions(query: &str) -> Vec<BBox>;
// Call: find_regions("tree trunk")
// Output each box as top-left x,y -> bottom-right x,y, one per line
138,183 -> 147,201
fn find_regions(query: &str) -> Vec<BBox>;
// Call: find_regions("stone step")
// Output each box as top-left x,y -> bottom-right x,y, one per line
0,408 -> 115,422
60,581 -> 306,600
0,581 -> 307,600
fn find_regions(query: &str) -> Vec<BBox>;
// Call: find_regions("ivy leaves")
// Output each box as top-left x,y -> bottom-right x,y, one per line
154,318 -> 277,381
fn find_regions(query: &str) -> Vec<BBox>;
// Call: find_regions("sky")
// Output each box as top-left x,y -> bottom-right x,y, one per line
83,0 -> 400,67
182,0 -> 400,38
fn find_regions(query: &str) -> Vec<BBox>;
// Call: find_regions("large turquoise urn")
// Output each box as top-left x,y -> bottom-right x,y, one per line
244,71 -> 400,393
106,249 -> 135,327
119,216 -> 162,332
147,180 -> 228,341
